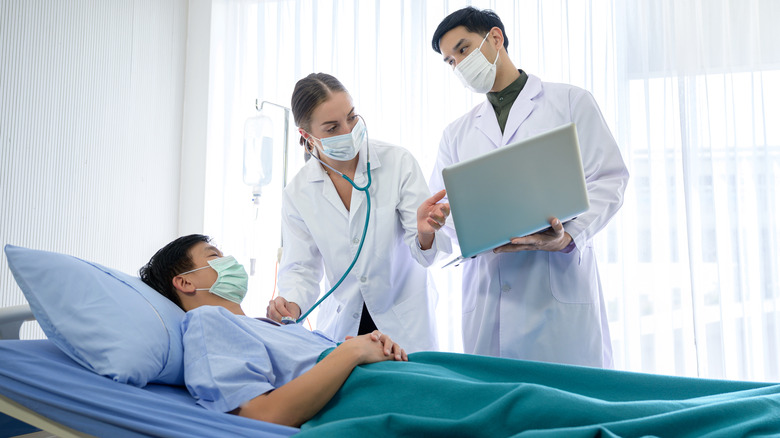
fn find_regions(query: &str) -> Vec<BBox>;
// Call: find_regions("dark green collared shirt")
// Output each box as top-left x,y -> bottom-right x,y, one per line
487,70 -> 528,134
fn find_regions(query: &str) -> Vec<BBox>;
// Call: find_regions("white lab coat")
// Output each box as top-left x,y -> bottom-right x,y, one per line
429,74 -> 629,367
278,140 -> 451,353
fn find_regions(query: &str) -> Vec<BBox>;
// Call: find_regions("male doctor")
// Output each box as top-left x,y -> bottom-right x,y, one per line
429,7 -> 629,368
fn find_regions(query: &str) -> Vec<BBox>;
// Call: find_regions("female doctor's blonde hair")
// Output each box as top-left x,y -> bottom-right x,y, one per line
290,73 -> 349,148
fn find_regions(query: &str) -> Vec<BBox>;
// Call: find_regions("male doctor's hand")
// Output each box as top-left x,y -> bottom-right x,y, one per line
267,296 -> 301,323
494,217 -> 573,254
417,189 -> 450,250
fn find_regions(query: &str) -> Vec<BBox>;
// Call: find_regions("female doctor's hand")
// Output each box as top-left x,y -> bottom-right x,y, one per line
267,296 -> 301,323
417,189 -> 450,250
493,217 -> 573,254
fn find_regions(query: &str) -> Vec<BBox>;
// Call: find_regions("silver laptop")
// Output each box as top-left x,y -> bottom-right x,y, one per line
442,122 -> 589,265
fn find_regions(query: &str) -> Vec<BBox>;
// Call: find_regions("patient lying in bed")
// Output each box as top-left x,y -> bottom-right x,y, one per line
140,234 -> 780,437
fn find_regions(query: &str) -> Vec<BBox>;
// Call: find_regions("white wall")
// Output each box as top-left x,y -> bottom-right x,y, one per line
0,0 -> 190,337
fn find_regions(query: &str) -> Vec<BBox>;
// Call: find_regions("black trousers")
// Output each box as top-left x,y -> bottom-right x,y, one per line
356,302 -> 377,335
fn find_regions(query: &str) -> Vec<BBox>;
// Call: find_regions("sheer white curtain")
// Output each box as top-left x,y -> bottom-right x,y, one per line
610,0 -> 780,381
204,0 -> 780,381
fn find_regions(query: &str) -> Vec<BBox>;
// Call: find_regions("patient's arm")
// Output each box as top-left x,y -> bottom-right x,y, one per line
235,331 -> 407,427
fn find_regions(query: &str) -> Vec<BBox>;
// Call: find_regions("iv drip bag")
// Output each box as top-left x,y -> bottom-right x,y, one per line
243,114 -> 274,196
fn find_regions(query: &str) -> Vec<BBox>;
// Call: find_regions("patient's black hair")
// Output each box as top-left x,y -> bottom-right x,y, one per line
431,6 -> 509,54
139,234 -> 211,310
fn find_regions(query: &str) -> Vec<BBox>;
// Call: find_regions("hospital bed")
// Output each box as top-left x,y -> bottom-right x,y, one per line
0,338 -> 296,438
0,305 -> 299,438
5,305 -> 780,438
3,244 -> 780,437
0,243 -> 302,437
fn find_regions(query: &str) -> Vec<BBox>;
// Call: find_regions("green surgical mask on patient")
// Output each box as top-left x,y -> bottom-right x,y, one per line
180,255 -> 249,304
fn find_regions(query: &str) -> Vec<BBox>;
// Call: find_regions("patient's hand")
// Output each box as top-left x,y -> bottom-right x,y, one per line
494,217 -> 573,253
418,189 -> 450,250
266,296 -> 301,323
343,330 -> 408,363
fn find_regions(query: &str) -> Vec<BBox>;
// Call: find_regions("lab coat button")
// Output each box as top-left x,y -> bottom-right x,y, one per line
501,284 -> 511,292
360,276 -> 367,283
352,238 -> 359,245
353,313 -> 360,319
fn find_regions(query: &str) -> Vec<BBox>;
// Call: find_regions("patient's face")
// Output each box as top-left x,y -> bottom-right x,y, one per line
185,242 -> 223,289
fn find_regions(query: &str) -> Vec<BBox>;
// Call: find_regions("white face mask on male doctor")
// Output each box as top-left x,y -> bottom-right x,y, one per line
454,32 -> 500,94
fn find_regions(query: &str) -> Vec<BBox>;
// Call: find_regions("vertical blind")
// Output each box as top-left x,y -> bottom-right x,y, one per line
0,0 -> 188,338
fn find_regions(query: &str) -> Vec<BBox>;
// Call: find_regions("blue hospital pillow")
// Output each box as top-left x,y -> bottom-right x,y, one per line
3,244 -> 185,387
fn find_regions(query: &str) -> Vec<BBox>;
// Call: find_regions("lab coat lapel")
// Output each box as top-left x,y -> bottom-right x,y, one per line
306,159 -> 350,219
473,102 -> 503,149
502,75 -> 542,144
322,180 -> 349,219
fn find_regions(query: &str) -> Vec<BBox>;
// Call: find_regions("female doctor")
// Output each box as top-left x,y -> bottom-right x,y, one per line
266,73 -> 451,353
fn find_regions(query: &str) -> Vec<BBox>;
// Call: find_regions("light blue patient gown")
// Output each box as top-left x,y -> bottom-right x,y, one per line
182,305 -> 337,413
183,306 -> 780,437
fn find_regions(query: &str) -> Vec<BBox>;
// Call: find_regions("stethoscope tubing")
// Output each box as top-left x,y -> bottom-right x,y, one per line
296,165 -> 372,323
294,116 -> 373,324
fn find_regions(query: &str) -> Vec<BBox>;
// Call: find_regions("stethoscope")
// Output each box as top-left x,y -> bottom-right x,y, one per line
281,117 -> 372,325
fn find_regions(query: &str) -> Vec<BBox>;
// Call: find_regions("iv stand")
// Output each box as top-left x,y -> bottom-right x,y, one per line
253,100 -> 291,264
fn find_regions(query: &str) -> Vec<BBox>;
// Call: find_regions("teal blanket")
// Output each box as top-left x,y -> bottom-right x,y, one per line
299,351 -> 780,437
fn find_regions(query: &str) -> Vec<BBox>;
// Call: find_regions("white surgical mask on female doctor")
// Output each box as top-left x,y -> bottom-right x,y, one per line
454,32 -> 499,94
308,117 -> 367,161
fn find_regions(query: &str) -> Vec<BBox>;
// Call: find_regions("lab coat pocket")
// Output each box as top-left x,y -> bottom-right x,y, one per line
391,293 -> 420,332
548,246 -> 597,304
391,291 -> 436,352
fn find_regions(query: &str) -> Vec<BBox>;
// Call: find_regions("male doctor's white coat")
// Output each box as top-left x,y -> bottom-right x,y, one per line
278,140 -> 451,353
429,74 -> 629,367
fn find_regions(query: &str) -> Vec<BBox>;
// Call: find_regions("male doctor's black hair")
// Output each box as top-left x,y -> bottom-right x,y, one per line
139,234 -> 211,310
291,73 -> 349,151
431,6 -> 509,54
